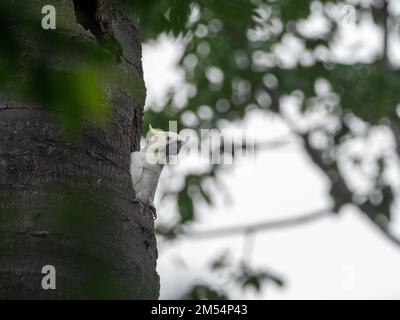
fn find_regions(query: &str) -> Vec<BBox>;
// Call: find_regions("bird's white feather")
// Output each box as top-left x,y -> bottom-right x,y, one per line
130,151 -> 144,190
130,126 -> 184,211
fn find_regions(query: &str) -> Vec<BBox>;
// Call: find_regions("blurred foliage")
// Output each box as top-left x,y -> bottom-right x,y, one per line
0,0 -> 108,136
130,0 -> 400,298
125,0 -> 257,40
183,284 -> 228,300
181,252 -> 283,299
131,0 -> 399,233
0,0 -> 145,137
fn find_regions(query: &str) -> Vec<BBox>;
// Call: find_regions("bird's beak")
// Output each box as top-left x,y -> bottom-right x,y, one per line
177,139 -> 184,152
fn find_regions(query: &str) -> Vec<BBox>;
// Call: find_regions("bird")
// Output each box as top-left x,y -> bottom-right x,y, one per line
130,124 -> 184,219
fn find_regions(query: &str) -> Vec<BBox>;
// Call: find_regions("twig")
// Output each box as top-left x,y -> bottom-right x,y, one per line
184,208 -> 331,239
255,136 -> 299,151
382,0 -> 389,66
300,131 -> 400,248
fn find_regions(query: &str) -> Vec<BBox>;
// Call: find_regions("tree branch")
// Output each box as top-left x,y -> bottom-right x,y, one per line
300,131 -> 400,248
389,119 -> 400,159
185,208 -> 331,239
255,136 -> 299,151
379,0 -> 390,69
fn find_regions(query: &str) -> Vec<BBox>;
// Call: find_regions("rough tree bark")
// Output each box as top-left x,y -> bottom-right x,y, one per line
0,0 -> 159,299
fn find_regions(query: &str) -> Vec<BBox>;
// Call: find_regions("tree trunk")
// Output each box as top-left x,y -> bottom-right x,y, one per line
0,0 -> 159,299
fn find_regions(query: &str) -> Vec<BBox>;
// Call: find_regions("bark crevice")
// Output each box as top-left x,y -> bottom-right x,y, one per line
72,0 -> 123,62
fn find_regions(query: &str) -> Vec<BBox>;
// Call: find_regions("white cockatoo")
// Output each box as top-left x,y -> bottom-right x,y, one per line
130,124 -> 184,218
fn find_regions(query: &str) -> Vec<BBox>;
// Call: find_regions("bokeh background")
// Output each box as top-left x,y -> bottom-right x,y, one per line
140,0 -> 400,299
2,0 -> 400,299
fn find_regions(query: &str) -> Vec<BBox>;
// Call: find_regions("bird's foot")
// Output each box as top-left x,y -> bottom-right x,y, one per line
135,200 -> 157,220
148,206 -> 157,220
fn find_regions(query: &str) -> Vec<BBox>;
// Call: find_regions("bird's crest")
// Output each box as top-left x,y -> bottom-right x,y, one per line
147,124 -> 164,142
149,124 -> 162,135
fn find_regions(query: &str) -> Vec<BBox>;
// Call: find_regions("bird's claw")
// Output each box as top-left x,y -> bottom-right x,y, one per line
135,199 -> 157,220
148,206 -> 157,220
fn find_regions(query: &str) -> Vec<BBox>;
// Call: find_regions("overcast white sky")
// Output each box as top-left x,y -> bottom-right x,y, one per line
142,5 -> 400,299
